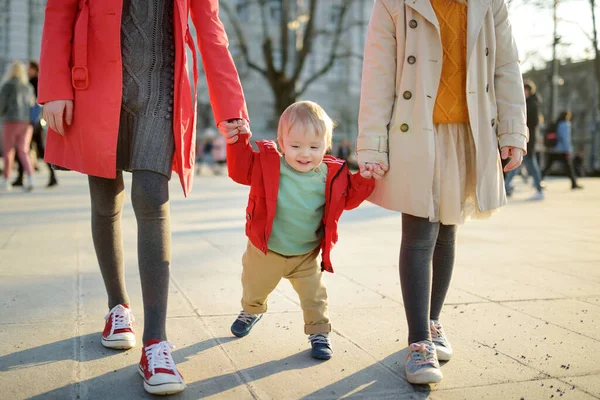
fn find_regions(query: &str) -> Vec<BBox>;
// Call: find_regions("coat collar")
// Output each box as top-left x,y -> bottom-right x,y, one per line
404,0 -> 493,63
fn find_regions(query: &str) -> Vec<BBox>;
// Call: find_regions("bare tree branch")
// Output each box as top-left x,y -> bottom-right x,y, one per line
292,0 -> 318,82
221,1 -> 268,77
296,0 -> 353,93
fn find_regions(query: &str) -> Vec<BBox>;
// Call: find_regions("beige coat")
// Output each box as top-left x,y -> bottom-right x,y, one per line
357,0 -> 528,217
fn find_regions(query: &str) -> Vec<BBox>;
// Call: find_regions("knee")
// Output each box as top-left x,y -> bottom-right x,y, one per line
131,174 -> 169,214
436,225 -> 457,247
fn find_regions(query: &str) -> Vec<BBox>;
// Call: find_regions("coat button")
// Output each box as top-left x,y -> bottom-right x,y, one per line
246,213 -> 251,220
400,123 -> 409,132
485,47 -> 489,56
407,55 -> 416,64
486,83 -> 489,92
409,19 -> 418,28
491,118 -> 495,127
403,91 -> 412,100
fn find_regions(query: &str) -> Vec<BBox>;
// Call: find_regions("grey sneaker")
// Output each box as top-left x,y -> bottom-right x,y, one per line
405,340 -> 442,384
430,320 -> 453,361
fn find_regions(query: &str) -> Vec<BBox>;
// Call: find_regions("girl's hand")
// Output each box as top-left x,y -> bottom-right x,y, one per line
501,146 -> 524,172
43,100 -> 73,136
359,162 -> 389,179
217,119 -> 250,144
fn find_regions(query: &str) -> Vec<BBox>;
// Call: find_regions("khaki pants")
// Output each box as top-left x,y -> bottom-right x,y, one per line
241,241 -> 331,335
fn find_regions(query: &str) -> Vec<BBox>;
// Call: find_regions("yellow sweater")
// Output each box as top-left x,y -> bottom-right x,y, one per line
431,0 -> 469,123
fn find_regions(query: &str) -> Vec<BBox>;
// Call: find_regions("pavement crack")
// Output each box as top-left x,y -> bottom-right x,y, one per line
169,274 -> 260,399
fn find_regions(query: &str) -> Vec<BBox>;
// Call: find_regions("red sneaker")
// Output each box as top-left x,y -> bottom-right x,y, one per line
101,304 -> 136,349
138,340 -> 186,395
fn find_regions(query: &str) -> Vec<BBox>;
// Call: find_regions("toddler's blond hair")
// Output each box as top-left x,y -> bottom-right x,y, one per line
277,101 -> 334,151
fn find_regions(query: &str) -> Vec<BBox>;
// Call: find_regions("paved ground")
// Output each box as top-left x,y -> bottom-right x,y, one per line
1,169 -> 599,400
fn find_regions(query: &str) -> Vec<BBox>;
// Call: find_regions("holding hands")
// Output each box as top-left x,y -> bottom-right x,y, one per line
359,162 -> 388,180
217,119 -> 251,144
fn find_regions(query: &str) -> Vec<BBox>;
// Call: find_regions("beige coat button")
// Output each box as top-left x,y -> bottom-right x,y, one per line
407,56 -> 416,64
400,123 -> 409,132
491,118 -> 496,127
409,19 -> 418,28
403,91 -> 412,100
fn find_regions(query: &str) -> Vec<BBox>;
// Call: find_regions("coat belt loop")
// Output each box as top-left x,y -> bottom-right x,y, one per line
72,0 -> 89,90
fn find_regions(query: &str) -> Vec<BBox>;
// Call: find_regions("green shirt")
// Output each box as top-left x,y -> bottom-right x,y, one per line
268,158 -> 328,256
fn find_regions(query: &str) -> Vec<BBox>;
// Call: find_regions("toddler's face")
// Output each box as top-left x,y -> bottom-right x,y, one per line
281,124 -> 327,173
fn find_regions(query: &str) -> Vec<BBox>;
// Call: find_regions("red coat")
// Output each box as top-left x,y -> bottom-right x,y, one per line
38,0 -> 248,196
227,135 -> 375,273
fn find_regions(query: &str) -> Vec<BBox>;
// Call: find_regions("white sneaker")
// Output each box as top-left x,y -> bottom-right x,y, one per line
430,320 -> 453,361
527,191 -> 544,201
101,304 -> 136,349
24,175 -> 34,192
405,340 -> 443,384
2,179 -> 12,192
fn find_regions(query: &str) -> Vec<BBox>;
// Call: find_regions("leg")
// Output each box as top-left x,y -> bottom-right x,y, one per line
2,122 -> 17,179
430,223 -> 457,321
561,154 -> 579,188
88,173 -> 129,309
14,157 -> 24,184
131,170 -> 171,343
400,214 -> 440,344
541,153 -> 557,178
285,249 -> 330,335
241,242 -> 285,314
504,168 -> 517,194
15,124 -> 34,176
522,154 -> 543,192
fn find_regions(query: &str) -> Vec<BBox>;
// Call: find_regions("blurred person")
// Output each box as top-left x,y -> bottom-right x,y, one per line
504,80 -> 544,200
336,138 -> 352,161
13,60 -> 58,188
573,150 -> 585,177
39,0 -> 248,394
541,111 -> 583,190
212,132 -> 227,175
0,60 -> 36,191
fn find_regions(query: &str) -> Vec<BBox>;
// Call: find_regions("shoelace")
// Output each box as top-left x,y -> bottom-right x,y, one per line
430,323 -> 443,340
409,342 -> 437,366
104,305 -> 134,335
145,341 -> 184,382
236,311 -> 258,324
309,333 -> 330,346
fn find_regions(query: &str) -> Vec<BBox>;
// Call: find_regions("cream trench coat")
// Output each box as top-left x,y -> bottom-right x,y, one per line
357,0 -> 528,217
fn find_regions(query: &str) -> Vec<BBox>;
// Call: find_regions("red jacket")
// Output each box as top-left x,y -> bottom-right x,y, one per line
227,135 -> 375,272
38,0 -> 248,196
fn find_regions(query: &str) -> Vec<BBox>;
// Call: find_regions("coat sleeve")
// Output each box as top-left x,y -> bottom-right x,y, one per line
190,0 -> 249,125
356,0 -> 396,168
37,0 -> 79,104
344,171 -> 376,211
226,134 -> 256,186
556,122 -> 572,153
493,0 -> 528,153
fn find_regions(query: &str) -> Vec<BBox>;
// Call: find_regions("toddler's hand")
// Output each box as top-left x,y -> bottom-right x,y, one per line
217,119 -> 251,144
359,162 -> 389,180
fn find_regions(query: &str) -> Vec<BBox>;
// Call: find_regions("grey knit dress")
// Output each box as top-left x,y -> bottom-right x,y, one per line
117,0 -> 176,178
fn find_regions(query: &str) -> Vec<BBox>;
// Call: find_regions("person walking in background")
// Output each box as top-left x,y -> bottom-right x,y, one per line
336,138 -> 352,162
505,80 -> 544,200
357,0 -> 526,385
12,60 -> 58,188
39,0 -> 248,394
542,111 -> 583,190
0,60 -> 36,192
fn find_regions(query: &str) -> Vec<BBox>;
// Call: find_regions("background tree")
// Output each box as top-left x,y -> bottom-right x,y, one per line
221,0 -> 366,120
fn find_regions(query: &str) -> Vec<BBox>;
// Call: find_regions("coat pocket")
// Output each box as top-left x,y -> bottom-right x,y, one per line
245,198 -> 256,234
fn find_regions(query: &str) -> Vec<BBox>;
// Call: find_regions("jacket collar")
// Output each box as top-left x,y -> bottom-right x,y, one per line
404,0 -> 493,64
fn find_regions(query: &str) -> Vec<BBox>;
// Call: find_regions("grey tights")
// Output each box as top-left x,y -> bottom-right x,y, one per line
399,214 -> 457,344
88,170 -> 171,343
